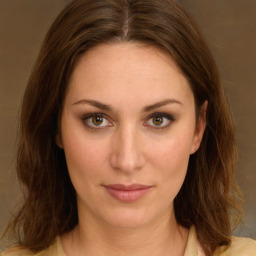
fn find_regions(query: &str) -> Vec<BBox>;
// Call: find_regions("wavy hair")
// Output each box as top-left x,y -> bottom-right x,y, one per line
3,0 -> 242,255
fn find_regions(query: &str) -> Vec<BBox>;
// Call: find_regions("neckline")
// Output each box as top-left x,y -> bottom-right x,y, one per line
57,226 -> 201,256
57,236 -> 68,256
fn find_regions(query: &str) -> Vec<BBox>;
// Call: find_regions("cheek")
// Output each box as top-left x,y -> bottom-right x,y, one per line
150,132 -> 192,165
61,126 -> 109,187
148,132 -> 193,187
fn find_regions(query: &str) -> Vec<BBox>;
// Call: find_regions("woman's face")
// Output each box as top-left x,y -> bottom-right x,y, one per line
58,43 -> 206,229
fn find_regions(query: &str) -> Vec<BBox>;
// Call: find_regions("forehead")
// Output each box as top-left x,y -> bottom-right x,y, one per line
66,42 -> 194,108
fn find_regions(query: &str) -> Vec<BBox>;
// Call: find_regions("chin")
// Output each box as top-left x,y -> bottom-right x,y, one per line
98,206 -> 159,230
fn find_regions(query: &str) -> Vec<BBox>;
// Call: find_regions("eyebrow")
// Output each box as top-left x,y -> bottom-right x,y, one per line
143,99 -> 183,112
72,99 -> 113,111
72,98 -> 183,112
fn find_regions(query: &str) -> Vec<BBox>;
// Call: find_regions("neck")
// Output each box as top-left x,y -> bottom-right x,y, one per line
61,210 -> 189,256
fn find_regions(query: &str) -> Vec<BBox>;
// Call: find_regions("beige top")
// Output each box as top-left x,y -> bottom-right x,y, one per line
1,226 -> 256,256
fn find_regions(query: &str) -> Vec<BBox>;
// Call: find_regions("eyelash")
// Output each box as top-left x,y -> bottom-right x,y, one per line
82,113 -> 112,130
145,112 -> 175,129
82,112 -> 175,130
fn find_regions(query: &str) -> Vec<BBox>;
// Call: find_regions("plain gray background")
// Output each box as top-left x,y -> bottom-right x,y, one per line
0,0 -> 255,247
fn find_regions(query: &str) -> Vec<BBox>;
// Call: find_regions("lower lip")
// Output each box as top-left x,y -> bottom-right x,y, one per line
104,187 -> 151,203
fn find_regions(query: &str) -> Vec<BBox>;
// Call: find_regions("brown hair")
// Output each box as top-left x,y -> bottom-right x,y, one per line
3,0 -> 242,255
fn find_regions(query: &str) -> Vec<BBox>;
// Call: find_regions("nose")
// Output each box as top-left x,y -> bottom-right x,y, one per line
109,125 -> 145,172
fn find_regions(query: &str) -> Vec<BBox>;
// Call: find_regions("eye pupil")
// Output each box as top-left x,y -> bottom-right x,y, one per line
153,116 -> 163,125
92,115 -> 103,125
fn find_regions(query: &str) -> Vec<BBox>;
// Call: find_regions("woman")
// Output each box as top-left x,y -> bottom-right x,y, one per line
1,0 -> 256,255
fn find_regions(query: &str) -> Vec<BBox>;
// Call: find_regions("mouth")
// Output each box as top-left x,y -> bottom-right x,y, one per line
102,184 -> 152,203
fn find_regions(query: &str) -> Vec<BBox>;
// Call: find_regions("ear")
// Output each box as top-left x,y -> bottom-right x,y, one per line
190,101 -> 208,154
56,132 -> 63,149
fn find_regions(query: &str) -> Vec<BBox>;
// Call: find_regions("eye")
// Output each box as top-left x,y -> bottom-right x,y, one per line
145,113 -> 174,129
83,113 -> 113,129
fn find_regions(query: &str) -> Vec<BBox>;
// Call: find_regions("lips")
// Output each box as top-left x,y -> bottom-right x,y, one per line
103,184 -> 152,203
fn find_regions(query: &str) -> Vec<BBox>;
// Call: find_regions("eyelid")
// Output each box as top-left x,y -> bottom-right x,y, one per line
147,112 -> 175,120
82,112 -> 113,129
81,112 -> 174,130
144,112 -> 175,129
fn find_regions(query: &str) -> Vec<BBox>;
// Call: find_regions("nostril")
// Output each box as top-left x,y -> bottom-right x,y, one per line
109,143 -> 145,172
110,151 -> 145,172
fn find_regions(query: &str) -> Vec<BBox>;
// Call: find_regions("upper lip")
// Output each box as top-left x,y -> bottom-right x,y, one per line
103,184 -> 152,191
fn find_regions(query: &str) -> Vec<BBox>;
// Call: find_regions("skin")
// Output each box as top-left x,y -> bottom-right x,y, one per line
58,42 -> 207,256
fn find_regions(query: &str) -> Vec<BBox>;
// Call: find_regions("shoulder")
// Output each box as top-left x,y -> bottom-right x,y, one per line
230,236 -> 256,255
0,247 -> 33,256
0,238 -> 60,256
215,236 -> 256,256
